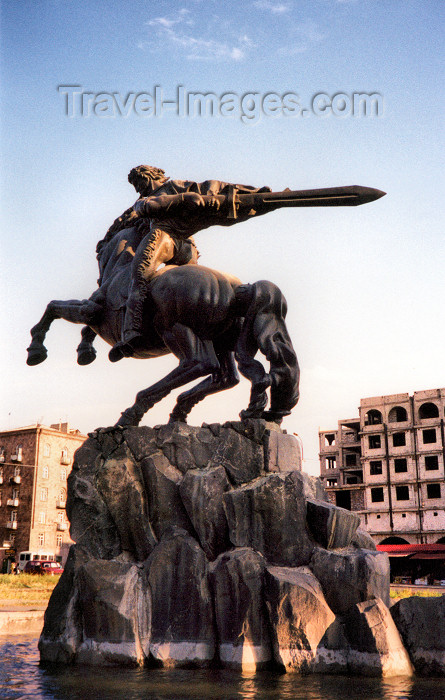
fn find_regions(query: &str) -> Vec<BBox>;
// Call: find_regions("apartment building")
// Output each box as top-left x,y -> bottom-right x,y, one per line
319,388 -> 445,546
0,422 -> 86,570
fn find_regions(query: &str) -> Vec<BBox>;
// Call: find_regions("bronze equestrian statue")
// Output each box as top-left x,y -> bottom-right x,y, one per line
26,165 -> 385,426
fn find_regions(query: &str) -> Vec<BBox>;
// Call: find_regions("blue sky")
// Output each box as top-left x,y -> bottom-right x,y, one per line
1,0 -> 444,473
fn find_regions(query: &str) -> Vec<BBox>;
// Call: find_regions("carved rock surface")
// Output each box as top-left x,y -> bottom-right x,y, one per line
264,565 -> 336,672
345,599 -> 413,677
265,430 -> 302,473
210,548 -> 271,669
179,466 -> 231,560
145,527 -> 214,667
390,596 -> 445,676
41,421 -> 408,674
306,499 -> 360,550
223,471 -> 315,566
310,547 -> 390,614
140,451 -> 192,539
76,558 -> 151,666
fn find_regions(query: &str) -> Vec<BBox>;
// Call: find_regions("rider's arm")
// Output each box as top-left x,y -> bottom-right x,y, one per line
133,192 -> 221,218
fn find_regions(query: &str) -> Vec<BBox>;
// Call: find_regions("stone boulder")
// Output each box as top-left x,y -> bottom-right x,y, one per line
179,465 -> 231,560
76,558 -> 151,666
223,471 -> 316,567
310,547 -> 390,614
140,451 -> 192,539
41,421 -> 403,675
210,548 -> 271,669
264,565 -> 336,672
144,527 -> 215,667
345,599 -> 413,677
390,596 -> 445,676
306,499 -> 361,550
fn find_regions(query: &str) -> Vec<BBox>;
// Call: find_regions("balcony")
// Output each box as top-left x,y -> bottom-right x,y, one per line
10,475 -> 21,484
6,521 -> 17,530
56,499 -> 66,509
60,456 -> 71,466
11,454 -> 22,462
6,498 -> 19,507
2,540 -> 12,548
57,522 -> 68,531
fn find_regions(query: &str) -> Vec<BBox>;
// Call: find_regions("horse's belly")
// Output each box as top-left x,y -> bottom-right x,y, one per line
151,266 -> 238,334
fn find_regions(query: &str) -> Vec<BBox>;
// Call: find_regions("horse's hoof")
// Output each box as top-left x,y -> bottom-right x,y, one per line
77,346 -> 97,365
26,345 -> 48,366
168,412 -> 188,424
115,409 -> 140,428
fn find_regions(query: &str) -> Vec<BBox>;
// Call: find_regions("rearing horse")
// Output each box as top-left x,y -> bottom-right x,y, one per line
27,224 -> 299,427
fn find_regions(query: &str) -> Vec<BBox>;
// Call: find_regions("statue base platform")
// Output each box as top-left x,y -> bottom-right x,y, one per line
39,420 -> 428,676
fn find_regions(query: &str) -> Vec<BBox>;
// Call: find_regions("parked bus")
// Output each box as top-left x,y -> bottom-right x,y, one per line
17,551 -> 59,572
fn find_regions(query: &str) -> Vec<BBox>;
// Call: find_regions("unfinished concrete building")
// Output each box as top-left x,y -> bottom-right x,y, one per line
319,388 -> 445,547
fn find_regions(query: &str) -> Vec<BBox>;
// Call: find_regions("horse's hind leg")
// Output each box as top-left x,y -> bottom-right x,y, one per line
116,323 -> 220,427
169,350 -> 240,423
77,326 -> 97,365
27,299 -> 101,366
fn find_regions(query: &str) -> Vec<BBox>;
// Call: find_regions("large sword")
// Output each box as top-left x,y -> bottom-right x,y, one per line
225,184 -> 386,219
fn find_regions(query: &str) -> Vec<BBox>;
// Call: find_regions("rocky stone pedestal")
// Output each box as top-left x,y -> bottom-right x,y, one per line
38,420 -> 425,675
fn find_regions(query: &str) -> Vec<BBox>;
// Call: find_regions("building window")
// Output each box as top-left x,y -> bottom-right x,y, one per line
57,512 -> 64,523
392,432 -> 406,447
326,456 -> 337,469
9,534 -> 15,544
56,535 -> 63,547
40,487 -> 48,502
0,448 -> 5,463
38,533 -> 45,546
14,466 -> 20,477
324,433 -> 336,446
371,487 -> 384,503
425,455 -> 439,470
11,510 -> 18,522
60,468 -> 67,481
365,409 -> 383,426
368,435 -> 381,449
427,483 -> 441,499
345,453 -> 357,466
419,402 -> 439,419
327,479 -> 337,487
394,458 -> 408,473
388,406 -> 408,423
422,429 -> 436,444
370,460 -> 383,475
395,485 -> 409,501
12,488 -> 19,500
39,512 -> 46,524
43,443 -> 51,457
42,466 -> 49,479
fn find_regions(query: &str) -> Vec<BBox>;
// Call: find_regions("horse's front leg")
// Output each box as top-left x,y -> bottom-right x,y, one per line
169,350 -> 240,423
116,323 -> 220,427
77,326 -> 98,365
27,299 -> 101,366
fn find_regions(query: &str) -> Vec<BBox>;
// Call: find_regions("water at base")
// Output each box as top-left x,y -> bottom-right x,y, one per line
1,637 -> 444,700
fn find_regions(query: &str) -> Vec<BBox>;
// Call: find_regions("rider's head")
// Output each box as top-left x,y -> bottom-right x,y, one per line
128,165 -> 168,195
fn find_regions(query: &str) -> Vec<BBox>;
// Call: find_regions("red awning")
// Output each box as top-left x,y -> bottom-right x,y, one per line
377,544 -> 445,559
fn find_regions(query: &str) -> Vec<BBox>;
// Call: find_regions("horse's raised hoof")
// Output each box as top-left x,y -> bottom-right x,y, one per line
26,344 -> 48,366
168,411 -> 188,424
77,345 -> 97,365
115,408 -> 140,428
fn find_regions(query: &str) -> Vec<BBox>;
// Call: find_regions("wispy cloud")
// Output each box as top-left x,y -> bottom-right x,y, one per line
253,0 -> 290,13
143,10 -> 252,62
139,4 -> 324,62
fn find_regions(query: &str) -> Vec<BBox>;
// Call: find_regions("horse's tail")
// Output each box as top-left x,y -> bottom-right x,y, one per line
235,281 -> 300,420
